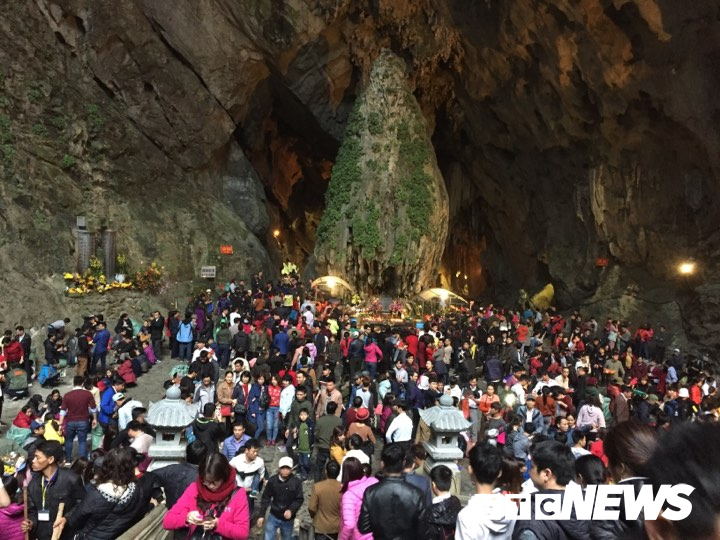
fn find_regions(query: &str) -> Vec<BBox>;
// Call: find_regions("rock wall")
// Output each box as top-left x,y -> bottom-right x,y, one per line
314,51 -> 449,295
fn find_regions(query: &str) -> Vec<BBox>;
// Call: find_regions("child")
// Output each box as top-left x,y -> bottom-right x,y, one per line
294,409 -> 314,481
419,465 -> 461,539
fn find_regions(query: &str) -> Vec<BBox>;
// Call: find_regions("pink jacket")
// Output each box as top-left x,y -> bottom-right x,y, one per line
0,503 -> 25,540
163,481 -> 250,540
363,343 -> 382,364
339,476 -> 379,540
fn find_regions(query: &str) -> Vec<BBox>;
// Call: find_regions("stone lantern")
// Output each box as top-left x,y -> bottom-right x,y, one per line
420,394 -> 471,492
146,386 -> 196,471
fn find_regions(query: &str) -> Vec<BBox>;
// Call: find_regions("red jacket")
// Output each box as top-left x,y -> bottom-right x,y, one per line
4,341 -> 23,362
163,481 -> 250,540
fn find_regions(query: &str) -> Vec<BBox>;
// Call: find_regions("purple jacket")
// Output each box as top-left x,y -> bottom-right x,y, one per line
339,476 -> 379,540
0,503 -> 25,540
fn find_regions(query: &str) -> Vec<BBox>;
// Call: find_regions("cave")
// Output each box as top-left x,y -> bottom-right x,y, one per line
1,0 -> 719,355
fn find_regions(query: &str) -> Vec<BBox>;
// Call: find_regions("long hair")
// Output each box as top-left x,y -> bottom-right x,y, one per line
96,448 -> 135,487
197,452 -> 235,513
340,457 -> 364,493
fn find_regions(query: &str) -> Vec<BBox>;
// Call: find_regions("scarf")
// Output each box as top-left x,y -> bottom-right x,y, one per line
196,471 -> 236,503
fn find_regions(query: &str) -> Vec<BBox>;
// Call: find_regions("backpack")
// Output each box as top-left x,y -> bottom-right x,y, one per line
38,364 -> 59,386
177,322 -> 193,343
185,425 -> 196,444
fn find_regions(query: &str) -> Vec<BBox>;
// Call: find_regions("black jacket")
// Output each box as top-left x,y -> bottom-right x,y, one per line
257,474 -> 304,520
358,476 -> 427,540
27,468 -> 85,540
150,316 -> 165,340
419,495 -> 462,540
232,331 -> 249,353
513,489 -> 591,540
192,417 -> 224,450
66,481 -> 146,539
152,462 -> 199,509
590,478 -> 647,540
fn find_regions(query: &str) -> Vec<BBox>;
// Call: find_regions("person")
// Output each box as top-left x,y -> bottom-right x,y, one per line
575,454 -> 607,489
153,440 -> 208,509
294,408 -> 314,481
591,422 -> 656,540
22,440 -> 85,540
329,426 -> 347,465
98,378 -> 126,432
418,465 -> 461,540
402,452 -> 432,507
516,395 -> 543,435
59,375 -> 98,461
90,321 -> 111,375
256,456 -> 304,540
309,460 -> 342,539
511,440 -> 590,539
358,443 -> 427,539
314,401 -> 343,481
265,374 -> 282,446
643,422 -> 720,539
456,442 -> 516,540
339,456 -> 378,540
217,371 -> 237,433
385,399 -> 413,446
247,373 -> 268,440
571,430 -> 591,458
57,447 -> 146,539
229,438 -> 265,512
0,475 -> 24,540
163,452 -> 250,540
192,403 -> 225,451
222,422 -> 251,461
117,394 -> 144,431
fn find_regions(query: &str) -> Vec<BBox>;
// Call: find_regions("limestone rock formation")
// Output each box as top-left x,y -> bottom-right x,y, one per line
314,51 -> 449,295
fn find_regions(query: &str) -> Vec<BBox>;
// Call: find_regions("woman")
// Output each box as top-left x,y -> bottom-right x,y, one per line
59,447 -> 146,539
329,426 -> 347,465
265,374 -> 282,446
0,475 -> 24,540
247,374 -> 268,440
337,434 -> 370,481
217,371 -> 237,433
576,395 -> 606,437
575,454 -> 608,489
339,457 -> 378,540
44,390 -> 62,418
232,371 -> 252,427
164,452 -> 250,540
346,409 -> 375,458
591,422 -> 657,540
380,393 -> 395,436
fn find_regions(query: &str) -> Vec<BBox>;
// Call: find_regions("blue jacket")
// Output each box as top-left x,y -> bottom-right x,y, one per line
272,332 -> 289,355
94,329 -> 111,354
247,383 -> 267,422
516,406 -> 543,435
222,433 -> 251,461
99,387 -> 117,424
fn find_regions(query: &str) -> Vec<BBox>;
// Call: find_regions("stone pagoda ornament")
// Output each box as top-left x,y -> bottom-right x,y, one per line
146,385 -> 196,471
420,394 -> 471,483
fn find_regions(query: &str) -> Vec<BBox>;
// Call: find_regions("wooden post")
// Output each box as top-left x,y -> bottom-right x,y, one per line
50,502 -> 65,540
23,487 -> 29,540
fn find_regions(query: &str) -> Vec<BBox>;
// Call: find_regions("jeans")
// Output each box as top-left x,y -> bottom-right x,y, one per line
468,408 -> 479,442
266,407 -> 280,442
314,447 -> 330,481
152,338 -> 163,359
246,472 -> 261,515
252,409 -> 266,440
178,342 -> 192,361
298,451 -> 311,480
264,513 -> 293,540
90,352 -> 107,374
349,357 -> 363,378
217,344 -> 231,369
363,361 -> 377,380
64,420 -> 89,460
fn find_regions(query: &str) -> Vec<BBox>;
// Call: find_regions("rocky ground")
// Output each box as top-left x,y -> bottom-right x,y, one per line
1,352 -> 475,538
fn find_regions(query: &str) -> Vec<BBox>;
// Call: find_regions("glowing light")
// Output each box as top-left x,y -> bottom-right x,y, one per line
464,274 -> 468,280
678,262 -> 695,275
273,229 -> 280,238
504,393 -> 516,407
326,277 -> 337,289
439,290 -> 449,301
455,271 -> 461,278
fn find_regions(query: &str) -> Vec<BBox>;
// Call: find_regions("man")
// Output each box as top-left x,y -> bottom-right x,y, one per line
613,385 -> 632,425
284,385 -> 313,460
511,375 -> 530,407
517,395 -> 543,435
90,321 -> 111,375
21,440 -> 85,540
98,378 -> 125,432
118,395 -> 144,431
358,443 -> 427,539
222,421 -> 251,461
256,456 -> 304,540
402,452 -> 432,507
193,374 -> 215,410
59,375 -> 98,461
385,399 -> 413,446
456,442 -> 516,540
604,352 -> 625,385
150,310 -> 165,360
309,460 -> 341,538
153,440 -> 208,509
314,377 -> 343,420
229,438 -> 265,512
419,465 -> 462,540
191,403 -> 224,451
314,401 -> 343,481
512,440 -> 590,539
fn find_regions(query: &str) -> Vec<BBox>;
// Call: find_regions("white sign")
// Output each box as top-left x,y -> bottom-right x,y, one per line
200,266 -> 216,278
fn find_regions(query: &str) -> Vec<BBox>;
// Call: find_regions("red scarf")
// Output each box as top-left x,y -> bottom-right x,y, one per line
196,472 -> 236,503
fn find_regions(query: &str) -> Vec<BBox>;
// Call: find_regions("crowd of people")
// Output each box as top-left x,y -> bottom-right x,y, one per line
0,271 -> 719,539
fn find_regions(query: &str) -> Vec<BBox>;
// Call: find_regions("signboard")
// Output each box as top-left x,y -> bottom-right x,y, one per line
220,245 -> 233,255
200,266 -> 216,278
595,257 -> 609,267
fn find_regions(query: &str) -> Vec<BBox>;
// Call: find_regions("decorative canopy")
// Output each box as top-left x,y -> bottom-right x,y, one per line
414,288 -> 469,306
148,386 -> 196,428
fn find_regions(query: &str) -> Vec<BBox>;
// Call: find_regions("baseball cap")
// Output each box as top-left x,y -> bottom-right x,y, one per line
30,420 -> 44,430
112,392 -> 126,402
278,456 -> 294,469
